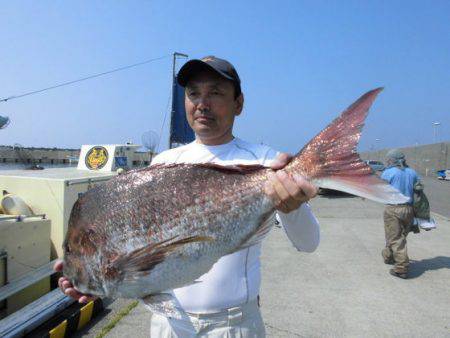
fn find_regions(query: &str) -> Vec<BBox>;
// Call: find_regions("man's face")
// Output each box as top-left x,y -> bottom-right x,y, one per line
185,70 -> 243,145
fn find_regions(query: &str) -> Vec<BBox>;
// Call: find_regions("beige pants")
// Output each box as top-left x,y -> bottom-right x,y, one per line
150,299 -> 265,338
382,204 -> 414,273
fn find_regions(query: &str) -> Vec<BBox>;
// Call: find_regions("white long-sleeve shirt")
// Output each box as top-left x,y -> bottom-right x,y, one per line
150,137 -> 320,313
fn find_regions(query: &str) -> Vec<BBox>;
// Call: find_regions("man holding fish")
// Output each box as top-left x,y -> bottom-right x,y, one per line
56,55 -> 320,337
146,56 -> 320,337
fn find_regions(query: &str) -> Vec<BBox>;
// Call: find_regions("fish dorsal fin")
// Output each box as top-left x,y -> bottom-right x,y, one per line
131,162 -> 265,175
112,235 -> 213,278
194,163 -> 266,174
236,212 -> 277,250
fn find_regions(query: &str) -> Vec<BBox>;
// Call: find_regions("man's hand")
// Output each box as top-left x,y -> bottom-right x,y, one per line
264,153 -> 318,213
54,260 -> 96,304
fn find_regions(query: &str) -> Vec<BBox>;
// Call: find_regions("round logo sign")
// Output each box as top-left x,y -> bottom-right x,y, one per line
85,146 -> 109,170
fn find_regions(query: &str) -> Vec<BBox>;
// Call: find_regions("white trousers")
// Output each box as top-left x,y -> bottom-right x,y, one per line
150,299 -> 265,338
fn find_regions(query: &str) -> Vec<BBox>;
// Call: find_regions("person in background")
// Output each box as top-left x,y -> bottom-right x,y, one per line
381,149 -> 419,279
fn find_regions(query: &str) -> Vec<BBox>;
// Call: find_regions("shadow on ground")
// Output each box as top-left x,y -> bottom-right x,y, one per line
408,256 -> 450,279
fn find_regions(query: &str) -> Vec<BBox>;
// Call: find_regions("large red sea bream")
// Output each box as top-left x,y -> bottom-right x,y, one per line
63,88 -> 407,314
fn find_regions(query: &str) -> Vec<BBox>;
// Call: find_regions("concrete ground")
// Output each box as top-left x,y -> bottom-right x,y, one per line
262,196 -> 449,338
75,194 -> 450,338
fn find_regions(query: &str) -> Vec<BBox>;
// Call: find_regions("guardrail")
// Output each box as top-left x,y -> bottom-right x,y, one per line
0,214 -> 46,222
0,260 -> 56,303
0,259 -> 75,337
0,289 -> 75,337
66,177 -> 113,186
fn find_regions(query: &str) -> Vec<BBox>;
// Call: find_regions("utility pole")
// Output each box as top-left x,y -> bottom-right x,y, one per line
375,138 -> 380,161
433,122 -> 441,144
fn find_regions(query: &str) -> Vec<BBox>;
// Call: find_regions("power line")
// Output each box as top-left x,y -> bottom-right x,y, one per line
0,54 -> 171,103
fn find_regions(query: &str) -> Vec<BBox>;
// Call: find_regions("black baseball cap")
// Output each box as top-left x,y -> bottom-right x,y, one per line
177,56 -> 241,95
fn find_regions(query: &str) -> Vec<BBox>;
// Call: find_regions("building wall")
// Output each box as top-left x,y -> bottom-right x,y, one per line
361,142 -> 450,176
0,146 -> 154,166
0,146 -> 80,164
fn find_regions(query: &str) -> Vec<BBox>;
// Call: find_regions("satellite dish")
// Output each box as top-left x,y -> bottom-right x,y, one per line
0,116 -> 10,129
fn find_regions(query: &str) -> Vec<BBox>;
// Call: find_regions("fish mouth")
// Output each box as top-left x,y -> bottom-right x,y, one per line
73,279 -> 104,297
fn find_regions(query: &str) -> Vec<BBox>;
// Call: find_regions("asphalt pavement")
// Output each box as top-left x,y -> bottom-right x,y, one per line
421,176 -> 450,219
75,192 -> 450,338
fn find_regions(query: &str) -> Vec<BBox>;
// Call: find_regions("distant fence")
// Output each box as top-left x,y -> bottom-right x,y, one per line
361,142 -> 450,177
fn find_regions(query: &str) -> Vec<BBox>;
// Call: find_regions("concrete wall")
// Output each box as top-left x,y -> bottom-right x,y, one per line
361,142 -> 450,177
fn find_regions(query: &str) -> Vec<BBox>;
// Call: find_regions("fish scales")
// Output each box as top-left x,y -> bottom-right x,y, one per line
64,163 -> 273,297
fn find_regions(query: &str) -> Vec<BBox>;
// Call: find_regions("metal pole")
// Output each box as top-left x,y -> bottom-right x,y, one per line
169,53 -> 176,150
173,52 -> 188,77
375,138 -> 380,161
433,122 -> 441,144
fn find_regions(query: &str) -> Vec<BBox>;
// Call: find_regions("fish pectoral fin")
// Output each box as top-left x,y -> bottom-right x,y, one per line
142,293 -> 186,319
113,235 -> 213,277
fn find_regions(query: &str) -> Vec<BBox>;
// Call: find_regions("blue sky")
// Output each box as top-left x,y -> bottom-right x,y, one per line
0,1 -> 448,154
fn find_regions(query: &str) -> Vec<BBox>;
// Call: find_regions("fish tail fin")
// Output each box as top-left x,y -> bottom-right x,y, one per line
285,88 -> 408,204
